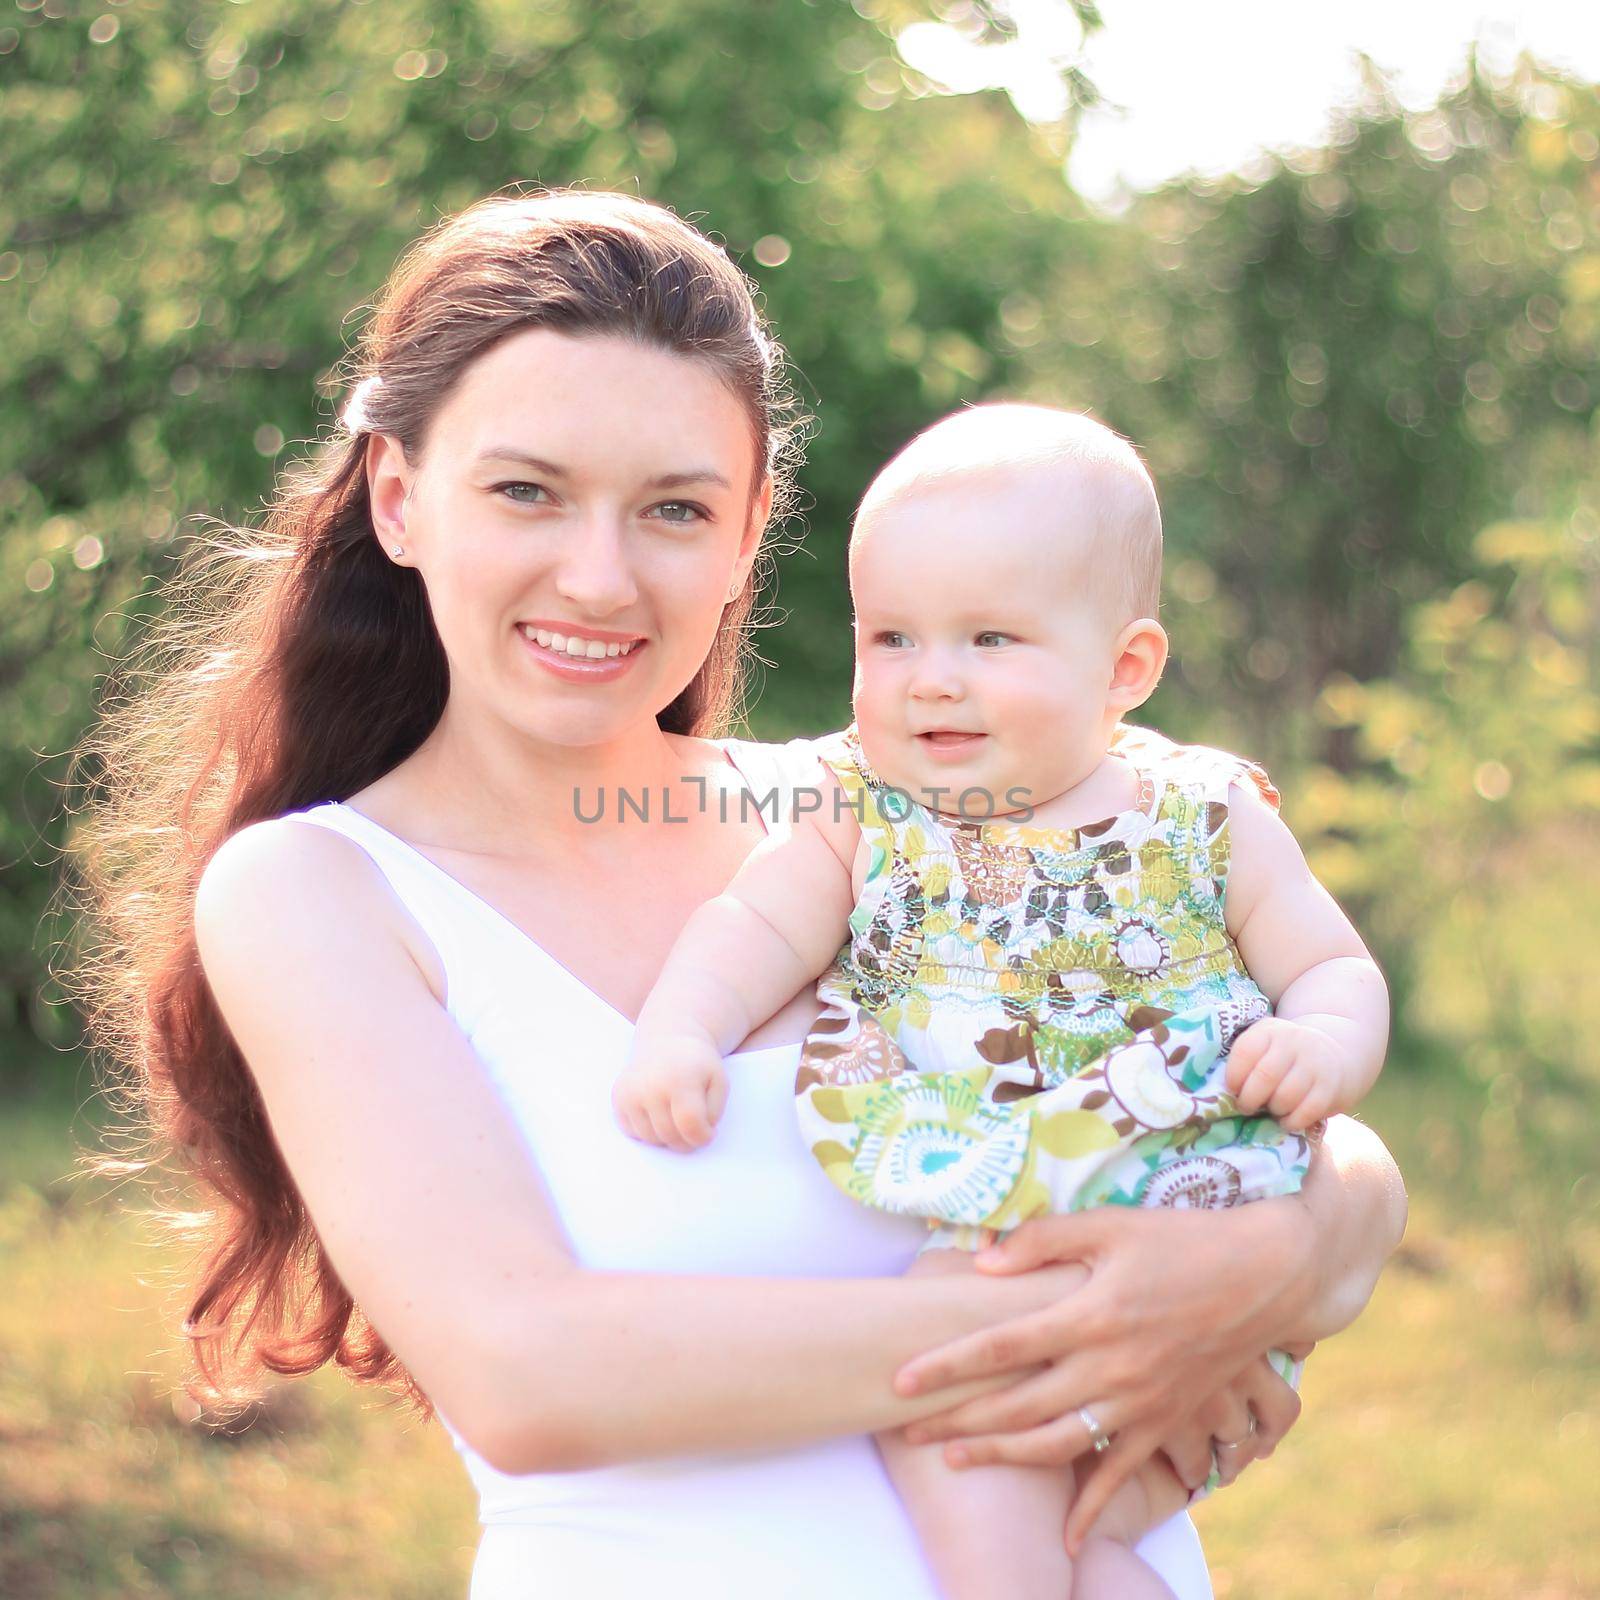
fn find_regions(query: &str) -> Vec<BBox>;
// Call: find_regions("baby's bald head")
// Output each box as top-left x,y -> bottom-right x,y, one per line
853,405 -> 1162,624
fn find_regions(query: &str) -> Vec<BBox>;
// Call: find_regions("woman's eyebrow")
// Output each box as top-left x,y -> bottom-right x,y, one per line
647,469 -> 731,490
471,449 -> 729,492
474,447 -> 566,475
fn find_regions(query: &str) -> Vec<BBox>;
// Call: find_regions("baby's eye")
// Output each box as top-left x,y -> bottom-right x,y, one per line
974,631 -> 1012,648
649,500 -> 709,526
499,482 -> 553,505
872,630 -> 911,649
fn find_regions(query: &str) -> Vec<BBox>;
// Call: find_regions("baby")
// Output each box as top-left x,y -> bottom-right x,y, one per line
613,405 -> 1389,1599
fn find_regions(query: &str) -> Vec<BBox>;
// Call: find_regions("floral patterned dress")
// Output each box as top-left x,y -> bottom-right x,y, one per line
794,721 -> 1316,1251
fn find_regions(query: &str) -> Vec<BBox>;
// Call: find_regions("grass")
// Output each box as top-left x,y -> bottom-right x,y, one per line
1,1053 -> 1594,1599
1200,1062 -> 1599,1599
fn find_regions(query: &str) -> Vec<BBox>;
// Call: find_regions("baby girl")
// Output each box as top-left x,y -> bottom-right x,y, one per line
613,404 -> 1389,1599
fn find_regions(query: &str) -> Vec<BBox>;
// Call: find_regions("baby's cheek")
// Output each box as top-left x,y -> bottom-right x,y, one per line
852,693 -> 911,786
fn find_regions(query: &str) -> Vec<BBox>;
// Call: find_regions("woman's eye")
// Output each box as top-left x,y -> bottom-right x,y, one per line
650,500 -> 708,526
975,631 -> 1011,648
499,482 -> 552,505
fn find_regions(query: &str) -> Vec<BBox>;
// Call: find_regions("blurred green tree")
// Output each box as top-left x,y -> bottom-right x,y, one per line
3,0 -> 1598,1095
1,0 -> 1096,1055
1297,512 -> 1600,1075
1016,61 -> 1599,772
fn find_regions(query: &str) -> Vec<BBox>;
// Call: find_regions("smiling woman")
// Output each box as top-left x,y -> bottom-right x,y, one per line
67,189 -> 1404,1600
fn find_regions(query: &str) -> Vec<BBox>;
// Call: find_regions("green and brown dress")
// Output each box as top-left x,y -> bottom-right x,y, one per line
795,721 -> 1317,1251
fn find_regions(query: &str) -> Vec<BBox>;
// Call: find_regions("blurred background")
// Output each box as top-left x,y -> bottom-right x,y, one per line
2,0 -> 1597,1594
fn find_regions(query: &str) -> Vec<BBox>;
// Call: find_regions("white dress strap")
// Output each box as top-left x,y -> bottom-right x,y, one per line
275,801 -> 501,1027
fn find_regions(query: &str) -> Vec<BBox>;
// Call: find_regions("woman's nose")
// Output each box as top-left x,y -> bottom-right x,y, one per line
553,517 -> 639,614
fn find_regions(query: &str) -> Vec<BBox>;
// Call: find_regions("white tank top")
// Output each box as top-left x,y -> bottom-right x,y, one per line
283,737 -> 1212,1600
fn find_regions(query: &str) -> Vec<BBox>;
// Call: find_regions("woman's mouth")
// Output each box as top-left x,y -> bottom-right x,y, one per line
517,622 -> 647,681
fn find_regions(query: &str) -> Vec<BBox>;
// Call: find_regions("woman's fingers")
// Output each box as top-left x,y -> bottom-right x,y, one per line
1147,1350 -> 1303,1503
940,1402 -> 1116,1471
1063,1424 -> 1165,1554
1243,1353 -> 1302,1458
1159,1426 -> 1213,1497
896,1220 -> 1109,1396
1204,1381 -> 1260,1488
1185,1354 -> 1300,1493
902,1361 -> 1065,1442
894,1299 -> 1083,1396
973,1210 -> 1112,1276
1158,1381 -> 1250,1493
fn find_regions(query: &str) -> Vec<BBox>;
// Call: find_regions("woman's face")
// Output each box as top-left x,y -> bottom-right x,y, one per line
367,329 -> 770,749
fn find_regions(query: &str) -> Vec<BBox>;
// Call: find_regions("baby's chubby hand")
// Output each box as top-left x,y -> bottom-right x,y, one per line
611,1035 -> 729,1153
1224,1018 -> 1351,1133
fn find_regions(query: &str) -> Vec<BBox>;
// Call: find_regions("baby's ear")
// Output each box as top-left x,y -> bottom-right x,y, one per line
1107,618 -> 1169,713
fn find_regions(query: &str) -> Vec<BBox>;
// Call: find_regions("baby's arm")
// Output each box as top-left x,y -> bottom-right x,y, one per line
613,765 -> 863,1150
1222,782 -> 1390,1132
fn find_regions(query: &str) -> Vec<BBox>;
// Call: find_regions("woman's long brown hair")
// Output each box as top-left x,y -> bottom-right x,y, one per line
67,189 -> 806,1410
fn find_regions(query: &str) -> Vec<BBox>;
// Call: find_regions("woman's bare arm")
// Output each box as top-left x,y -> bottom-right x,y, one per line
194,820 -> 1076,1475
1278,1110 -> 1409,1340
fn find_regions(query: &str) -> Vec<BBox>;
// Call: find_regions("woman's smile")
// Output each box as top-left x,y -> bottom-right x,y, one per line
516,620 -> 650,682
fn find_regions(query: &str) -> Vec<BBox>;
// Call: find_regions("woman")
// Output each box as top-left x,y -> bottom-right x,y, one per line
76,190 -> 1406,1598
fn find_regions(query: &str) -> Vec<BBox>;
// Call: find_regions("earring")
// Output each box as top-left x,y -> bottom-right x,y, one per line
391,545 -> 404,558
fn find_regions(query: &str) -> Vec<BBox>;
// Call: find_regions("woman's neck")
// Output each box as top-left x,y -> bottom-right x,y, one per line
367,699 -> 706,856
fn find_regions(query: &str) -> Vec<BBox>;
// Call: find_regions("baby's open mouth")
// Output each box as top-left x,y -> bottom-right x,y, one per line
917,731 -> 985,747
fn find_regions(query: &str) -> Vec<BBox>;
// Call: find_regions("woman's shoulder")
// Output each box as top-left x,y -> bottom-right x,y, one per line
200,808 -> 367,899
197,815 -> 360,962
195,812 -> 444,1000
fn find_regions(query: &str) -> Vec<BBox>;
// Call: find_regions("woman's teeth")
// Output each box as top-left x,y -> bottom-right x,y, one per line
521,625 -> 640,659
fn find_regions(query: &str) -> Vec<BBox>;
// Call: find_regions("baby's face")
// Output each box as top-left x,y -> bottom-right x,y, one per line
849,468 -> 1124,820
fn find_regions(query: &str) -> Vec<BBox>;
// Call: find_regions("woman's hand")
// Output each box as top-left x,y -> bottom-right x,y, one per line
1154,1343 -> 1311,1496
893,1199 -> 1317,1528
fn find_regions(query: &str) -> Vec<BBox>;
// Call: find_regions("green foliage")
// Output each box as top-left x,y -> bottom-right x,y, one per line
1023,65 -> 1600,764
1,0 -> 1088,1039
1292,512 -> 1600,1321
1298,514 -> 1600,1084
2,0 -> 1598,1126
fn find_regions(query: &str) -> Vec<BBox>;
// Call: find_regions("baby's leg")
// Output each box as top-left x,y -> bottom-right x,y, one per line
880,1243 -> 1184,1598
879,1245 -> 1078,1600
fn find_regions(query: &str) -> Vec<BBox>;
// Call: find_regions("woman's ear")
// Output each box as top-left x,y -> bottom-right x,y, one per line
731,473 -> 775,593
1108,618 -> 1169,714
366,433 -> 414,564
